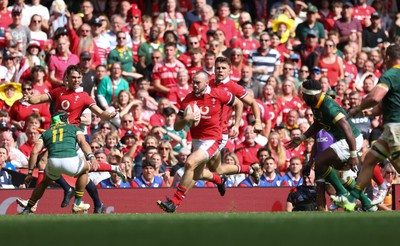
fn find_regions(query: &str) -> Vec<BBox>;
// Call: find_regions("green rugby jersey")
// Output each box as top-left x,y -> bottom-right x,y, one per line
312,93 -> 360,141
39,123 -> 82,158
377,66 -> 400,124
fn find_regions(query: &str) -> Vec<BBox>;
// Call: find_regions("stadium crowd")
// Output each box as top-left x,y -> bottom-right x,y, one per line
1,0 -> 400,212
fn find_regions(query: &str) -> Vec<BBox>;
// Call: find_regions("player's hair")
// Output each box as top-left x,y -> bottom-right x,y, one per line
193,70 -> 209,82
205,50 -> 216,57
215,56 -> 232,67
290,156 -> 302,164
64,65 -> 82,80
386,44 -> 400,60
302,79 -> 322,91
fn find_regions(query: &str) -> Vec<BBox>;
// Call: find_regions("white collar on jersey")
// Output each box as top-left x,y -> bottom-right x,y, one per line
218,76 -> 231,84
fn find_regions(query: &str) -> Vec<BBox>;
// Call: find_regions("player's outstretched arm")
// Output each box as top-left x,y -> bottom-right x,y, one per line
25,140 -> 44,187
24,93 -> 50,105
90,104 -> 117,121
77,133 -> 98,171
230,97 -> 243,138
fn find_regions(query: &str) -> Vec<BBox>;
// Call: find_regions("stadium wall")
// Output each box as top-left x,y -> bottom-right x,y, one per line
1,185 -> 399,214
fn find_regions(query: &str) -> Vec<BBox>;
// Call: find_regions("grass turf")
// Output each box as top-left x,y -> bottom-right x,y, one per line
3,212 -> 399,246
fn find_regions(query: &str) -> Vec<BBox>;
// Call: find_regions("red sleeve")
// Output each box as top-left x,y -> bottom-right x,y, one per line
47,87 -> 61,102
189,22 -> 199,36
214,88 -> 234,106
230,82 -> 247,99
83,92 -> 96,108
130,180 -> 139,187
238,183 -> 248,187
167,88 -> 178,106
38,103 -> 51,129
8,103 -> 18,121
68,28 -> 80,55
151,64 -> 161,81
48,55 -> 56,71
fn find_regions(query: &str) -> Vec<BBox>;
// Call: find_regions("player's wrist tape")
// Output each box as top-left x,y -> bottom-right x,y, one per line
28,169 -> 33,175
86,153 -> 95,160
350,151 -> 358,158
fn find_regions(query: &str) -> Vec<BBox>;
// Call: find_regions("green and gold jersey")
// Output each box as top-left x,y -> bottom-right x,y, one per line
312,94 -> 360,141
39,123 -> 82,158
376,66 -> 400,124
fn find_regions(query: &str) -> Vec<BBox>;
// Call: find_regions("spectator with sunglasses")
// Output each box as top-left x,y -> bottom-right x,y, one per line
9,80 -> 51,130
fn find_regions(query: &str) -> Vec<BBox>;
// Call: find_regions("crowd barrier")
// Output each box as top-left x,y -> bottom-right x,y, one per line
1,185 -> 399,214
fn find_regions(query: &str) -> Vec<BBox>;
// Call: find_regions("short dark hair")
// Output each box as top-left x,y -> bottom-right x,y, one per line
164,42 -> 177,49
257,147 -> 271,158
386,44 -> 400,61
215,56 -> 232,67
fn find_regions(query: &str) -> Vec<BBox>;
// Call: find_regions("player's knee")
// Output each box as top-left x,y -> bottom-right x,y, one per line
370,142 -> 390,162
184,161 -> 195,171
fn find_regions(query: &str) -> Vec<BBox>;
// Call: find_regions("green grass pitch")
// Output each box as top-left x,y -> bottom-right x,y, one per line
2,212 -> 399,246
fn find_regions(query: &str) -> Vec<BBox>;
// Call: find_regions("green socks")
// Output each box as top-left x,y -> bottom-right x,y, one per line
74,190 -> 84,205
320,166 -> 349,196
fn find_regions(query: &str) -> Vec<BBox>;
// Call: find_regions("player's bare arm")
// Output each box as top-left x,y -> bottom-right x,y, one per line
90,104 -> 117,121
76,132 -> 99,171
242,94 -> 262,133
24,93 -> 51,105
230,97 -> 243,138
348,84 -> 388,117
24,140 -> 44,187
286,122 -> 323,150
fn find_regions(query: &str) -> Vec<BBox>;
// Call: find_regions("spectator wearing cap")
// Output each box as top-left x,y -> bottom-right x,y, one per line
333,2 -> 362,52
65,11 -> 101,69
11,40 -> 41,83
28,14 -> 47,51
121,130 -> 143,159
189,4 -> 214,48
353,0 -> 376,28
295,4 -> 325,45
91,17 -> 111,65
130,160 -> 165,188
293,30 -> 324,72
310,66 -> 322,81
48,36 -> 79,88
126,4 -> 142,31
78,51 -> 96,95
7,0 -> 32,27
8,5 -> 31,55
49,0 -> 67,37
362,12 -> 388,51
0,82 -> 23,111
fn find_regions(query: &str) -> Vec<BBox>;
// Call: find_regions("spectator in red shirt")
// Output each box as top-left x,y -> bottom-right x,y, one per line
189,4 -> 214,48
216,2 -> 238,43
18,125 -> 40,159
231,21 -> 259,63
235,125 -> 263,166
